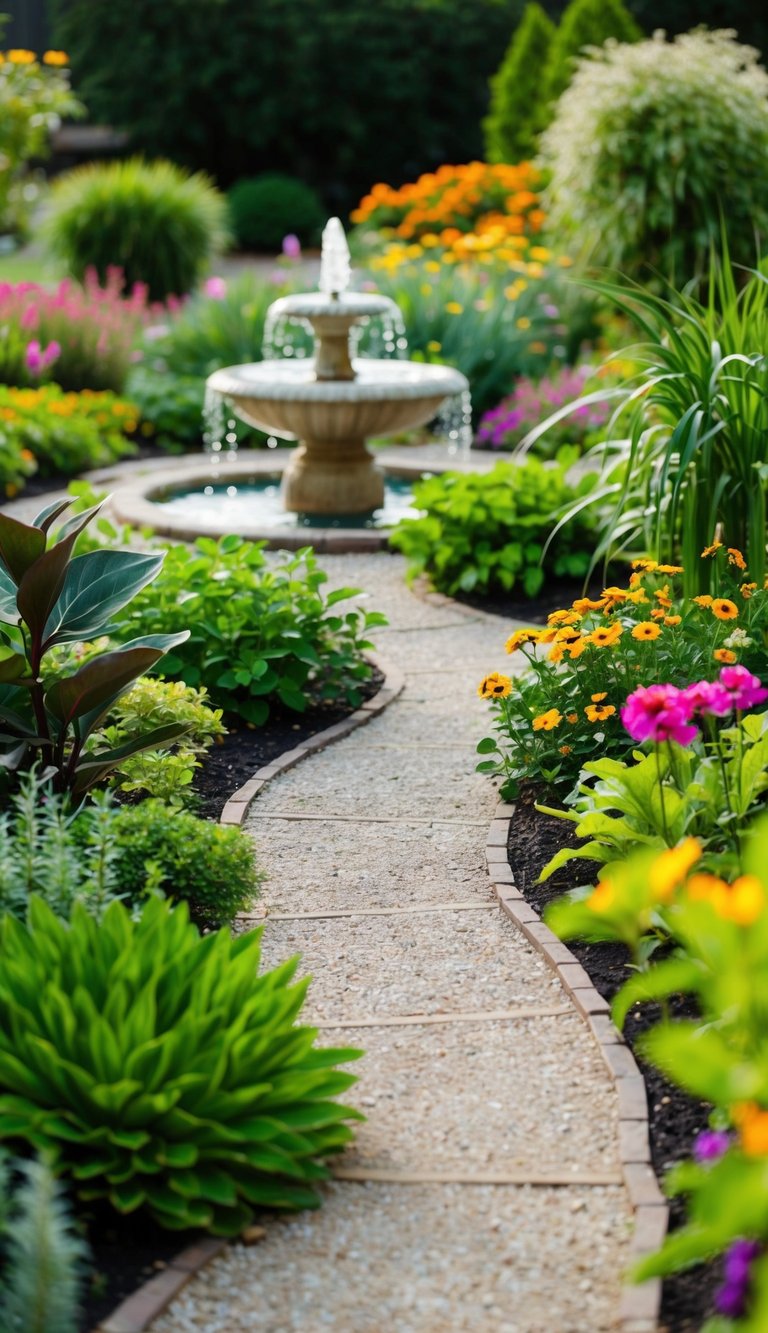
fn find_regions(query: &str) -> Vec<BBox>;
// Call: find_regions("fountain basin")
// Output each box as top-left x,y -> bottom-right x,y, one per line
207,358 -> 468,514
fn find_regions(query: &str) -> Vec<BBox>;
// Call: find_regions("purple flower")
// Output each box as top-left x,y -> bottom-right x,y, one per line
282,233 -> 301,259
203,276 -> 227,300
715,1240 -> 761,1318
693,1129 -> 731,1162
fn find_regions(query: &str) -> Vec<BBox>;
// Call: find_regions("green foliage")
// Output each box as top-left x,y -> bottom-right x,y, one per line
390,455 -> 597,597
545,0 -> 640,102
570,258 -> 768,595
114,535 -> 386,725
0,772 -> 125,921
123,367 -> 208,452
0,44 -> 83,239
483,4 -> 556,164
0,385 -> 138,496
228,175 -> 324,252
0,499 -> 189,794
0,895 -> 362,1234
51,0 -> 524,207
91,677 -> 226,807
0,1156 -> 88,1333
93,799 -> 262,928
542,29 -> 768,281
45,158 -> 230,302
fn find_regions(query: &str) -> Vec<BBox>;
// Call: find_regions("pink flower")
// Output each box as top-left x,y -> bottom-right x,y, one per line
25,339 -> 60,375
282,234 -> 301,259
719,665 -> 768,710
203,276 -> 227,300
621,684 -> 698,746
684,680 -> 734,718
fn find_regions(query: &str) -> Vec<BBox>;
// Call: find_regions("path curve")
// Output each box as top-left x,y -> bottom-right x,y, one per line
152,554 -> 631,1333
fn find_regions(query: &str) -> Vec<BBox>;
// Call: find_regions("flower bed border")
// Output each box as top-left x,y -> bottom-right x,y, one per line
94,651 -> 404,1333
487,799 -> 668,1333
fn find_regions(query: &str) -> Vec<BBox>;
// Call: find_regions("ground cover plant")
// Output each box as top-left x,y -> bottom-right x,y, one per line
0,385 -> 139,497
477,548 -> 768,793
391,454 -> 598,597
0,895 -> 362,1235
45,158 -> 230,302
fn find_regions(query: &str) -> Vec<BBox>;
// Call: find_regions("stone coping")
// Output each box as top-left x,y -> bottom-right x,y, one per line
207,359 -> 468,401
486,801 -> 667,1333
93,651 -> 404,1333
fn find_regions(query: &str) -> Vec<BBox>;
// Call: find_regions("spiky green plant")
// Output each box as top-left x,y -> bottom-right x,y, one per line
0,1158 -> 87,1333
483,4 -> 556,164
0,896 -> 362,1235
45,158 -> 230,301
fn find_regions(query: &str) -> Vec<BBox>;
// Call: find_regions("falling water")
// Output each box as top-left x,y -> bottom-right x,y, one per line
262,311 -> 313,361
202,384 -> 241,469
434,387 -> 473,458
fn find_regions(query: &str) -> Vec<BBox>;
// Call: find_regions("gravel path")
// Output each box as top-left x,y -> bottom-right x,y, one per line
150,553 -> 631,1332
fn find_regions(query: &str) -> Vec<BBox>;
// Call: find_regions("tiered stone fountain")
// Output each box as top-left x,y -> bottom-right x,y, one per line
205,219 -> 469,515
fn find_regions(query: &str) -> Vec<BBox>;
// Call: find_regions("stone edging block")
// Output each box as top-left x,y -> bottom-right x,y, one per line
96,652 -> 404,1330
487,799 -> 668,1333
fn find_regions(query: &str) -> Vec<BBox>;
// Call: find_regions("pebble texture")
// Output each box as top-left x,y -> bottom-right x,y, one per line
152,553 -> 631,1333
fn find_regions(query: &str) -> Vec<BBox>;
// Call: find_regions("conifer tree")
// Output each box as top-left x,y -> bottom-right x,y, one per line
483,3 -> 556,163
546,0 -> 641,104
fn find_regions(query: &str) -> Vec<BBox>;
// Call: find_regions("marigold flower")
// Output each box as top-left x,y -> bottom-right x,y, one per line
585,702 -> 616,723
6,49 -> 36,63
702,541 -> 723,557
532,708 -> 563,731
712,599 -> 739,621
722,876 -> 765,926
591,692 -> 607,702
537,627 -> 559,644
727,548 -> 747,571
588,622 -> 624,648
656,564 -> 684,575
714,648 -> 738,664
693,594 -> 713,608
649,838 -> 702,902
732,1103 -> 768,1156
664,615 -> 682,626
740,583 -> 757,599
43,49 -> 69,65
505,628 -> 539,654
477,672 -> 512,699
631,622 -> 662,642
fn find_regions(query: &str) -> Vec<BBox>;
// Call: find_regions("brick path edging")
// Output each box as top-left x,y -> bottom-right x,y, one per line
487,800 -> 668,1333
93,652 -> 404,1333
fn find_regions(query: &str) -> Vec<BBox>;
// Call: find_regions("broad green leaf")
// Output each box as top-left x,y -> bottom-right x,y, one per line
43,549 -> 165,646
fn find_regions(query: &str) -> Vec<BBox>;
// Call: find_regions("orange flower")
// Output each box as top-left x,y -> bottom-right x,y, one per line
711,599 -> 738,621
585,702 -> 616,723
43,49 -> 69,65
505,629 -> 540,653
587,878 -> 616,914
566,712 -> 578,724
588,622 -> 624,648
591,692 -> 607,702
572,596 -> 607,614
702,541 -> 722,557
714,648 -> 737,664
631,622 -> 662,642
656,564 -> 684,575
740,583 -> 757,599
547,609 -> 581,627
733,1102 -> 768,1156
664,615 -> 682,626
477,672 -> 512,699
693,594 -> 713,609
649,839 -> 702,903
558,744 -> 572,756
631,559 -> 658,572
654,584 -> 672,610
727,548 -> 747,571
532,708 -> 563,732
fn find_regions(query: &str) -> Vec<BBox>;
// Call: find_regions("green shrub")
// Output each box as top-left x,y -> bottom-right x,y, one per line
390,454 -> 598,597
51,0 -> 525,207
0,43 -> 82,239
228,175 -> 324,252
103,799 -> 261,928
0,895 -> 362,1234
0,1156 -> 87,1333
544,0 -> 640,104
0,499 -> 189,794
483,4 -> 556,164
45,158 -> 230,302
542,29 -> 768,281
115,535 -> 386,725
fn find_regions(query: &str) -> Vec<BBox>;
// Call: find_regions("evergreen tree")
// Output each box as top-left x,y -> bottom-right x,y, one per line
546,0 -> 641,103
483,3 -> 556,163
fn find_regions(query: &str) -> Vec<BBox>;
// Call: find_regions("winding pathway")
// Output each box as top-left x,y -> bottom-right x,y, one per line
152,553 -> 631,1332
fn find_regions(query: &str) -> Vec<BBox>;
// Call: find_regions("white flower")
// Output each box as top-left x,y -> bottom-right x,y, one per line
724,629 -> 753,649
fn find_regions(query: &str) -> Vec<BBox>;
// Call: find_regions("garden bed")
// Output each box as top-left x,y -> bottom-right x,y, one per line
506,785 -> 719,1333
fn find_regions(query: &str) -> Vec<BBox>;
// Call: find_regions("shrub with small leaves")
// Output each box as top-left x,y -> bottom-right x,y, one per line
0,1156 -> 88,1333
0,896 -> 362,1234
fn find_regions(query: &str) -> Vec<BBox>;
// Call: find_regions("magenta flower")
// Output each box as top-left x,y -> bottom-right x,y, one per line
621,684 -> 698,746
684,680 -> 734,718
282,234 -> 301,259
203,276 -> 227,300
25,339 -> 59,375
719,665 -> 768,710
693,1129 -> 731,1162
715,1240 -> 761,1318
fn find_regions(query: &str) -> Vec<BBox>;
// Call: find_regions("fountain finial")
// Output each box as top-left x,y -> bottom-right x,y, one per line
318,217 -> 351,299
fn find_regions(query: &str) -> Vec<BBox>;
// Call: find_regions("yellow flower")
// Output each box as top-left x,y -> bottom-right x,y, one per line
740,583 -> 757,599
557,255 -> 574,268
426,340 -> 442,353
585,702 -> 616,723
43,49 -> 69,65
711,598 -> 739,621
693,594 -> 713,608
420,283 -> 432,297
532,708 -> 563,732
631,559 -> 658,572
702,541 -> 722,557
566,712 -> 578,724
572,596 -> 606,614
537,627 -> 559,644
649,839 -> 702,903
566,637 -> 586,659
656,564 -> 684,575
724,876 -> 765,925
6,49 -> 36,63
664,615 -> 682,626
546,609 -> 581,627
587,878 -> 616,913
424,261 -> 441,274
727,548 -> 747,571
505,628 -> 540,653
591,692 -> 607,702
714,648 -> 737,664
631,621 -> 662,642
477,672 -> 512,699
588,623 -> 624,648
445,301 -> 463,315
654,585 -> 672,610
516,316 -> 531,330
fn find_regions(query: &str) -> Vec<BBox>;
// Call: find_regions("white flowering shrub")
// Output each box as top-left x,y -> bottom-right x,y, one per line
541,29 -> 768,279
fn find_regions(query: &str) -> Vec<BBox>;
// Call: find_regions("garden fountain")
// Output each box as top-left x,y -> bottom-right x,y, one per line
112,219 -> 478,548
204,218 -> 469,515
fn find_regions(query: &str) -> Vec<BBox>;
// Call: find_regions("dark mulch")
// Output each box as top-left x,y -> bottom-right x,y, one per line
80,669 -> 381,1329
507,785 -> 720,1333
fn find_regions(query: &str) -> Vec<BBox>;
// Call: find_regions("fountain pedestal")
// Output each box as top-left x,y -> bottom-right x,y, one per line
282,437 -> 384,513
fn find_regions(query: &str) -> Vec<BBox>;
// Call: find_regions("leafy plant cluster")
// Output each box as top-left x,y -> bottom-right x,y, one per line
227,174 -> 324,252
477,548 -> 768,793
45,158 -> 230,303
391,454 -> 599,598
0,384 -> 140,500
